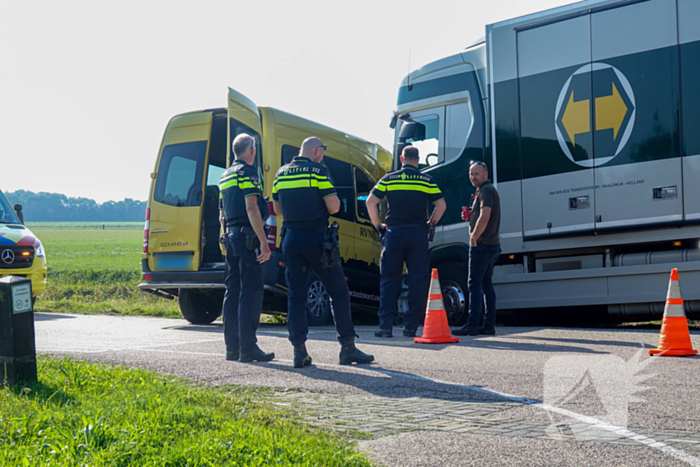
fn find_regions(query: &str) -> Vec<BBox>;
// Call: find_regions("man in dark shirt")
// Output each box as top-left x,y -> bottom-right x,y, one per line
273,136 -> 374,368
219,133 -> 274,362
454,161 -> 502,336
366,146 -> 446,337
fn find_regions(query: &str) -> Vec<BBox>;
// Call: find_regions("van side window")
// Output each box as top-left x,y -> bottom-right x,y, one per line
207,165 -> 226,186
323,157 -> 354,222
354,168 -> 374,221
281,145 -> 299,165
154,141 -> 207,207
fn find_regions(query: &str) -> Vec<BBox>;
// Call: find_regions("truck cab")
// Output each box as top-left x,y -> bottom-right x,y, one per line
394,0 -> 700,324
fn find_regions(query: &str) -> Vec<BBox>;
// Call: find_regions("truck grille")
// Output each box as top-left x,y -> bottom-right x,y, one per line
0,246 -> 35,269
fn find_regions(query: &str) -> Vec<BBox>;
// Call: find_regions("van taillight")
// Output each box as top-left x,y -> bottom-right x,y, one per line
267,201 -> 277,251
143,208 -> 150,254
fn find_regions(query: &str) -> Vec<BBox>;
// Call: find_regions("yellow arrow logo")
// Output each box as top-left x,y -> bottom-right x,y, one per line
595,83 -> 628,140
561,90 -> 590,146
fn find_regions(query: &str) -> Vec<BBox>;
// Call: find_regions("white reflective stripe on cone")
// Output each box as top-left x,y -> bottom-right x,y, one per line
667,280 -> 682,301
430,280 -> 441,295
428,299 -> 446,311
664,303 -> 686,318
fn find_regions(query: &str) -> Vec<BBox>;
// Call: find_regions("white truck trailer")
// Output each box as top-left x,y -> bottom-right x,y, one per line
393,0 -> 700,324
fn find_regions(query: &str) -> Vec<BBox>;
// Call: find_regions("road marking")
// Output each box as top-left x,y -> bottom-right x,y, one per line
356,366 -> 700,467
49,340 -> 700,466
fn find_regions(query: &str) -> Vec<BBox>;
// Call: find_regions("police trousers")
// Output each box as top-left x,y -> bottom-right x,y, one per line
222,230 -> 264,354
378,225 -> 430,332
281,228 -> 356,347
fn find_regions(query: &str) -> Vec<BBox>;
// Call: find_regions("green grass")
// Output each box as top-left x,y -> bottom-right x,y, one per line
0,357 -> 371,466
30,226 -> 181,318
27,222 -> 143,230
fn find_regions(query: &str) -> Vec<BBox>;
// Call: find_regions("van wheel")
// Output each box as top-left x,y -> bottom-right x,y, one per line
306,278 -> 332,326
437,263 -> 469,326
179,289 -> 222,325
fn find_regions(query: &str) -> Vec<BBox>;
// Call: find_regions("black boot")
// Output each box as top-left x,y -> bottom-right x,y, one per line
239,347 -> 275,362
293,343 -> 312,368
453,325 -> 479,336
339,338 -> 374,365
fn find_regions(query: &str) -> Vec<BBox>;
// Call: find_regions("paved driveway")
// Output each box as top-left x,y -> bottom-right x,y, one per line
35,313 -> 700,467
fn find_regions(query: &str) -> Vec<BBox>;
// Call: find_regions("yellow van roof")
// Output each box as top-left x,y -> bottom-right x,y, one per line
263,107 -> 392,177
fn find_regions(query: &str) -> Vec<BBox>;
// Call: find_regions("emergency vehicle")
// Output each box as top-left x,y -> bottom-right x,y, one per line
393,0 -> 700,324
140,88 -> 391,325
0,190 -> 47,300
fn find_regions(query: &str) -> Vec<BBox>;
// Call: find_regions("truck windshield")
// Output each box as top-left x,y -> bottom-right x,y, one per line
0,191 -> 20,224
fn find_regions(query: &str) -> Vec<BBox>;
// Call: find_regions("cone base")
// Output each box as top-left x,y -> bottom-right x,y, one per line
414,336 -> 460,344
649,348 -> 698,357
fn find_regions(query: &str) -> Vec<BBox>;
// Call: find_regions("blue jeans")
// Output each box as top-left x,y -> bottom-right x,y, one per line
465,244 -> 501,330
222,230 -> 264,354
378,225 -> 430,332
282,229 -> 356,346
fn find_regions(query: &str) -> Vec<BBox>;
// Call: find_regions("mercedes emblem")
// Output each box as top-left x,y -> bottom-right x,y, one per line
1,249 -> 15,264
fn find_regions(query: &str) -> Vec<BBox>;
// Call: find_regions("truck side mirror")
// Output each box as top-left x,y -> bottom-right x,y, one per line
399,121 -> 417,139
13,204 -> 24,224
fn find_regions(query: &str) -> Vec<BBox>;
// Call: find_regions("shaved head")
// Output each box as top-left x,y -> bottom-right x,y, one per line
300,136 -> 326,162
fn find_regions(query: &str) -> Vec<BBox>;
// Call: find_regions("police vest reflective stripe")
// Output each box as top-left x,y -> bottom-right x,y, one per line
272,157 -> 337,229
370,165 -> 443,228
373,179 -> 442,194
220,161 -> 264,225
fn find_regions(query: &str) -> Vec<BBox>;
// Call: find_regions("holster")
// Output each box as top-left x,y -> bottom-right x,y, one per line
428,224 -> 436,242
320,222 -> 341,269
377,224 -> 387,241
240,226 -> 259,251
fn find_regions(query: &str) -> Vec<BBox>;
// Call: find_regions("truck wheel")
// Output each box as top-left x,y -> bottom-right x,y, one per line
437,263 -> 469,326
179,289 -> 222,325
306,278 -> 332,326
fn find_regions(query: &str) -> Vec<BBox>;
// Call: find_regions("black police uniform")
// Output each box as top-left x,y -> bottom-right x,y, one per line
273,156 -> 374,368
219,160 -> 269,358
370,164 -> 444,335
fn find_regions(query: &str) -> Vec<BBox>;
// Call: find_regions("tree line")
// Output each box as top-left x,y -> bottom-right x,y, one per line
5,190 -> 147,222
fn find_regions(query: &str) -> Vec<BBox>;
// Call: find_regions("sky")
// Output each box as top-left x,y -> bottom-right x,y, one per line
1,0 -> 575,203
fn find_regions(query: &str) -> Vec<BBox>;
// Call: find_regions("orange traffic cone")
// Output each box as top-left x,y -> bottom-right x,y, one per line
414,269 -> 459,344
649,268 -> 698,357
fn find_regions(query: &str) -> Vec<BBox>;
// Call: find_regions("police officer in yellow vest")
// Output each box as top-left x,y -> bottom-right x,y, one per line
219,133 -> 274,362
366,146 -> 446,337
273,137 -> 374,368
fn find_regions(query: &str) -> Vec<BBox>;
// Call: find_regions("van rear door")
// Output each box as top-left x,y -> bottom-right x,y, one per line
148,112 -> 212,272
227,87 -> 264,168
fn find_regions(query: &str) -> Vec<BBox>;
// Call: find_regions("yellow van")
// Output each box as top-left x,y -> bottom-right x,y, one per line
0,189 -> 47,301
139,88 -> 391,325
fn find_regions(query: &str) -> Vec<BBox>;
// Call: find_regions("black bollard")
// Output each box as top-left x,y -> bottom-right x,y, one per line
0,276 -> 37,386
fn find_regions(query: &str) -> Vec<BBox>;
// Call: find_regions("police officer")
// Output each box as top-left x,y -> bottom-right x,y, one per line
366,146 -> 446,337
272,136 -> 374,368
219,133 -> 274,362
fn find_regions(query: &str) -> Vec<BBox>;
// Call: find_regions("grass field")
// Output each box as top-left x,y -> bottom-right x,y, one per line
1,357 -> 371,466
27,222 -> 143,230
28,223 -> 181,318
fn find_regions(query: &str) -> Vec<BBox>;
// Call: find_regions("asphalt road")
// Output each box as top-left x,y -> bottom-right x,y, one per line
34,313 -> 700,467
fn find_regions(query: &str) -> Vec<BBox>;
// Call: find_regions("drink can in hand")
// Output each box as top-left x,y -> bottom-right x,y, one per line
462,206 -> 470,222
